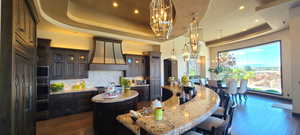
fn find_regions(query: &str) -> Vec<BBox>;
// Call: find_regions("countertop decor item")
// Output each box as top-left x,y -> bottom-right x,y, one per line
120,77 -> 132,92
181,75 -> 189,86
50,83 -> 64,92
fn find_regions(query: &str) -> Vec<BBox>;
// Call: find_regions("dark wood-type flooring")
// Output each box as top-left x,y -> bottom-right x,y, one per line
36,95 -> 300,135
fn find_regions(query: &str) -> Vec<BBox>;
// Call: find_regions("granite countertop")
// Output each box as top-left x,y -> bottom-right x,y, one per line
50,88 -> 98,95
117,85 -> 220,135
130,84 -> 150,87
92,90 -> 139,103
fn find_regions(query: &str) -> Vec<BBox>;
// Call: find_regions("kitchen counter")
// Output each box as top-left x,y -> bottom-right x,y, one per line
130,84 -> 150,87
117,85 -> 220,135
50,88 -> 98,95
92,90 -> 139,103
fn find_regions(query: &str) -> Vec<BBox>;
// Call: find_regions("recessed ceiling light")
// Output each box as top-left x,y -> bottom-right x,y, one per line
255,19 -> 259,23
242,29 -> 247,31
239,5 -> 245,10
134,9 -> 139,14
112,2 -> 118,7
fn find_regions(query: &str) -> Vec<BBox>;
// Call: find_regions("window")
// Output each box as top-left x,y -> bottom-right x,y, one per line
188,59 -> 200,76
218,41 -> 282,95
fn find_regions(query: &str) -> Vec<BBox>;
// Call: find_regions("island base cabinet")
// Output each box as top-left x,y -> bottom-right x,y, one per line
49,91 -> 96,118
93,97 -> 138,135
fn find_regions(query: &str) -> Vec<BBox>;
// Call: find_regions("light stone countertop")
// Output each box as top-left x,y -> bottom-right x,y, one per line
117,85 -> 220,135
92,90 -> 139,103
50,88 -> 98,95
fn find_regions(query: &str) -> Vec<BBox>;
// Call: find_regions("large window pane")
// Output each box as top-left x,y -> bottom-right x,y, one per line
218,41 -> 282,95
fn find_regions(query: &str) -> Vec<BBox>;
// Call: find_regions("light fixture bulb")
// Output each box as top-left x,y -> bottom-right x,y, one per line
134,9 -> 139,14
112,2 -> 118,7
239,5 -> 245,10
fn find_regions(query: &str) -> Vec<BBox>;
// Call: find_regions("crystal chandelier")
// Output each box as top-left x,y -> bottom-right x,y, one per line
188,17 -> 204,59
149,0 -> 174,40
183,42 -> 190,61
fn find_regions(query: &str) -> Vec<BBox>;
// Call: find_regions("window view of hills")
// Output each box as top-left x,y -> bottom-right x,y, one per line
220,41 -> 282,94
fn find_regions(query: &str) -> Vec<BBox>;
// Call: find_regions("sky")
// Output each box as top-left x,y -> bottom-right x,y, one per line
222,41 -> 281,67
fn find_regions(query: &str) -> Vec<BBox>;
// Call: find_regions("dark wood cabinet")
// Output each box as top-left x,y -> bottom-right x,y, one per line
1,0 -> 38,134
164,59 -> 178,85
51,49 -> 65,79
78,53 -> 89,78
14,52 -> 36,135
144,52 -> 162,100
125,54 -> 145,77
13,0 -> 38,135
131,86 -> 150,101
15,0 -> 36,47
50,48 -> 89,80
49,91 -> 97,118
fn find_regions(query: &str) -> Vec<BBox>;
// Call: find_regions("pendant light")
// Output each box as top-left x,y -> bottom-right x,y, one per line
170,40 -> 177,60
149,0 -> 174,40
188,17 -> 203,59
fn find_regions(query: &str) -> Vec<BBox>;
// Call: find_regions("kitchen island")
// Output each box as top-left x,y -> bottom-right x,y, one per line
92,90 -> 139,135
117,85 -> 220,135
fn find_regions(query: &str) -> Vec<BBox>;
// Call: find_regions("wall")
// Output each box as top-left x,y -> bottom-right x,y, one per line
210,29 -> 292,99
290,6 -> 300,113
37,30 -> 160,54
50,71 -> 123,90
160,36 -> 210,84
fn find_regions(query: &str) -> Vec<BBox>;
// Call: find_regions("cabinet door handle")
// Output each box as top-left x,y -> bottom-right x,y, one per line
18,28 -> 25,32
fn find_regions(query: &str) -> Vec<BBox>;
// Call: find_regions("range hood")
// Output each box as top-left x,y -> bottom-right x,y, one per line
89,37 -> 128,71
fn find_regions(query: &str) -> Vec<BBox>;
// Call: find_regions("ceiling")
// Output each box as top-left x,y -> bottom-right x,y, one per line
35,0 -> 210,44
200,0 -> 266,41
71,0 -> 151,26
34,0 -> 299,45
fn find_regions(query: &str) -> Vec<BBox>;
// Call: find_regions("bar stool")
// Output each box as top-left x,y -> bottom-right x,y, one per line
213,95 -> 231,120
183,131 -> 203,135
196,104 -> 236,135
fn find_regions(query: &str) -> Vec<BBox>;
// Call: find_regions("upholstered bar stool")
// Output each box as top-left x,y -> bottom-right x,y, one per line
196,104 -> 236,135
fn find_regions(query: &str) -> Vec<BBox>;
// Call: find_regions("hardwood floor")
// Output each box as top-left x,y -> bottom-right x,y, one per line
36,112 -> 93,135
36,95 -> 300,135
231,94 -> 300,135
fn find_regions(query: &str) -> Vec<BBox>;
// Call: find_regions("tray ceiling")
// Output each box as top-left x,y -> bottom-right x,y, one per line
36,0 -> 210,43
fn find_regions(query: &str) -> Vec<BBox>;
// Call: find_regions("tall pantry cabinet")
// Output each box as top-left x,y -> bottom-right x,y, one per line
13,0 -> 38,135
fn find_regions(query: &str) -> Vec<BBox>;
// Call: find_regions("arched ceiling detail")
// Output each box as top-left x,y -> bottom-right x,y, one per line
35,0 -> 210,44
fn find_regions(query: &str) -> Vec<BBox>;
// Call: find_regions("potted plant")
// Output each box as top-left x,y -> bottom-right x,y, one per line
181,75 -> 189,86
50,83 -> 64,92
208,65 -> 226,86
120,77 -> 131,93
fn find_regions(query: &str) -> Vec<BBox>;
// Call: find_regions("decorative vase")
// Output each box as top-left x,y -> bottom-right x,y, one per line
124,87 -> 130,93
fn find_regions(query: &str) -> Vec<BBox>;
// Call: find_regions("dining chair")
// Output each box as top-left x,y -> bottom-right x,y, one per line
225,79 -> 238,105
213,95 -> 231,120
196,104 -> 236,135
238,79 -> 248,104
200,78 -> 207,87
183,130 -> 203,135
208,80 -> 219,92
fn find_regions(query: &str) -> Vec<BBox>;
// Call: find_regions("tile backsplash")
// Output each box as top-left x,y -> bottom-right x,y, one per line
50,71 -> 123,90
